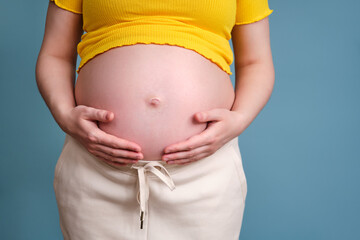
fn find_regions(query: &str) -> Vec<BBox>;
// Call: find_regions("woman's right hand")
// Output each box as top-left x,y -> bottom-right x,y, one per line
61,105 -> 144,166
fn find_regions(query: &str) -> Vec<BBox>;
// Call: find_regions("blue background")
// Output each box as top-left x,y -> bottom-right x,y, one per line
1,0 -> 359,239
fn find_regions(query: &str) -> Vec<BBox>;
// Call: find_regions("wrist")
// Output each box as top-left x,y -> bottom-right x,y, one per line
51,103 -> 75,133
231,110 -> 252,135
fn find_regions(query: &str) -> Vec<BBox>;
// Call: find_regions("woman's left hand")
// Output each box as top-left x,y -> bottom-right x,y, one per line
162,108 -> 246,165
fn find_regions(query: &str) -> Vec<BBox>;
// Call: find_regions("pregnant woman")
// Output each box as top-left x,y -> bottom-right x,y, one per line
35,0 -> 274,239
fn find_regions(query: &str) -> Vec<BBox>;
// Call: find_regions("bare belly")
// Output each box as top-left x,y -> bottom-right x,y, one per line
75,44 -> 235,160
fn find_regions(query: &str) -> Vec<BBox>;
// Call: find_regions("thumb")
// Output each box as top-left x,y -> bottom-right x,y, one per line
194,109 -> 223,123
83,107 -> 114,122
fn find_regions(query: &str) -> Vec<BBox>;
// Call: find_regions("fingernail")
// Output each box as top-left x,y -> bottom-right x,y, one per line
163,157 -> 169,161
105,113 -> 110,120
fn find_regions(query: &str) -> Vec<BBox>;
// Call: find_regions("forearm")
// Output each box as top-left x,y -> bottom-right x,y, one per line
35,54 -> 77,131
231,62 -> 275,133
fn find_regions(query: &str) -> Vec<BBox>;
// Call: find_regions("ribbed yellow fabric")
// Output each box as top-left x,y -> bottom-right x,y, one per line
50,0 -> 82,14
49,0 -> 273,75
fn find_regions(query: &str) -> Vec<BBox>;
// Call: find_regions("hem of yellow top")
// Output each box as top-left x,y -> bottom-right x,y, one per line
76,20 -> 235,76
76,41 -> 233,76
234,9 -> 274,25
50,0 -> 82,15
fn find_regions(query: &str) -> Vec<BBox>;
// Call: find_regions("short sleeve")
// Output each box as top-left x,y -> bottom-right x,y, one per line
235,0 -> 273,25
50,0 -> 82,14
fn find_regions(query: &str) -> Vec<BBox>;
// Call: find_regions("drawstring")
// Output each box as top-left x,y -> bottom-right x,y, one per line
131,161 -> 176,229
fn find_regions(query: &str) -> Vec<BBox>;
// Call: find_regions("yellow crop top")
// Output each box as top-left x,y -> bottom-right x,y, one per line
49,0 -> 273,75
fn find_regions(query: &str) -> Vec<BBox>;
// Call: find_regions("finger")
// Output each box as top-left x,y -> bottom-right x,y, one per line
163,144 -> 209,162
167,152 -> 210,165
164,131 -> 216,154
82,106 -> 114,122
92,143 -> 143,160
195,108 -> 226,123
89,129 -> 142,153
90,149 -> 138,165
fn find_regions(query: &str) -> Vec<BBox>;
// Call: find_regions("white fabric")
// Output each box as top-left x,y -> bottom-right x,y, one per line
53,134 -> 247,240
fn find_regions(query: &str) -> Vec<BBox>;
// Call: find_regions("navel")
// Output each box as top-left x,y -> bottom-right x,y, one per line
148,97 -> 161,107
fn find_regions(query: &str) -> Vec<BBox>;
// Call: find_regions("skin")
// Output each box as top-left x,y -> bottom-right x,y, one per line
74,43 -> 235,161
162,17 -> 275,164
35,2 -> 274,167
36,3 -> 141,166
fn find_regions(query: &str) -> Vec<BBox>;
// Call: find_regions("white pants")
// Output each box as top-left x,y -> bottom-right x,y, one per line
54,134 -> 247,240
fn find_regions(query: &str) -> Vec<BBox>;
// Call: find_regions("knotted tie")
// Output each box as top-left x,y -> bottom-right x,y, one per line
131,161 -> 176,229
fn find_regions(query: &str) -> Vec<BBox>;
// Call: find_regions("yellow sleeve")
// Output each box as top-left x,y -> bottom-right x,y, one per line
50,0 -> 82,14
235,0 -> 273,25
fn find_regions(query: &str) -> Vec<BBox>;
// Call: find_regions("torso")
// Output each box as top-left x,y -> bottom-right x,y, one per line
75,44 -> 235,160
